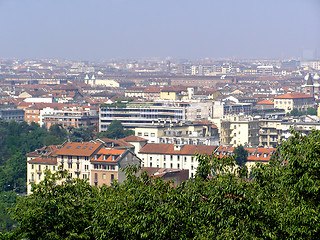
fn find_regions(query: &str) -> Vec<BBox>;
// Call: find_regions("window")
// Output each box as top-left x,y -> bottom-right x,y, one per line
83,174 -> 87,179
38,173 -> 41,180
170,155 -> 173,161
68,173 -> 72,178
191,165 -> 193,170
191,173 -> 194,178
191,157 -> 194,163
77,164 -> 79,170
170,163 -> 173,168
138,132 -> 142,136
85,165 -> 89,170
31,164 -> 34,169
68,163 -> 72,169
150,162 -> 152,167
103,174 -> 106,180
184,157 -> 187,162
53,166 -> 55,171
144,132 -> 149,136
150,157 -> 152,161
76,146 -> 81,149
31,173 -> 34,181
38,165 -> 41,171
163,163 -> 166,168
151,133 -> 155,137
177,163 -> 180,168
111,174 -> 114,182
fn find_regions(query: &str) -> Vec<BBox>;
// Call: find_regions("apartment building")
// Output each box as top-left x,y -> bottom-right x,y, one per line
138,143 -> 218,178
259,117 -> 320,148
26,145 -> 62,194
0,104 -> 24,122
214,115 -> 260,147
274,93 -> 314,113
41,106 -> 99,129
27,141 -> 141,194
91,148 -> 141,187
211,101 -> 252,118
134,122 -> 219,146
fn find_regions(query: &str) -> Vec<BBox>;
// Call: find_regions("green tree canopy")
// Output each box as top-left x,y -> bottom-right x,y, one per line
98,120 -> 134,139
6,129 -> 320,239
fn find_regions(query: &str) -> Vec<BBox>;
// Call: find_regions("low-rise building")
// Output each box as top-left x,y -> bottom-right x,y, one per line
134,121 -> 219,146
0,104 -> 25,122
274,93 -> 314,113
41,106 -> 99,130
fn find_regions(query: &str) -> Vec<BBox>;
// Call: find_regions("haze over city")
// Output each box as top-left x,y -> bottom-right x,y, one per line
0,0 -> 319,60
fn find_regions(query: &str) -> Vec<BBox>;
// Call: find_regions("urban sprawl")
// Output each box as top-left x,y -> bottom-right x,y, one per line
0,58 -> 319,194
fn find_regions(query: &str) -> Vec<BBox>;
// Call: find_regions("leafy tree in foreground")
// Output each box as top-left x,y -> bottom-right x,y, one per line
8,129 -> 320,239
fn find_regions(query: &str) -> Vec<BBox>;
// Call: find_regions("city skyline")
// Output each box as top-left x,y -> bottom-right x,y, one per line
0,0 -> 319,60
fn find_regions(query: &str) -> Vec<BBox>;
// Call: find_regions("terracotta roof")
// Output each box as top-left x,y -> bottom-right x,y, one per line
274,93 -> 314,99
91,149 -> 126,162
55,142 -> 103,156
97,138 -> 133,148
257,99 -> 274,105
139,143 -> 217,155
28,156 -> 57,164
26,145 -> 61,158
215,146 -> 276,162
121,136 -> 148,142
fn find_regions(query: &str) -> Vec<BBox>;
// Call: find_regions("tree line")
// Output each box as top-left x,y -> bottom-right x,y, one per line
1,128 -> 320,239
0,119 -> 133,232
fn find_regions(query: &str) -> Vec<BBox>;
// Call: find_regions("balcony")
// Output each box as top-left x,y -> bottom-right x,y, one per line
74,169 -> 81,174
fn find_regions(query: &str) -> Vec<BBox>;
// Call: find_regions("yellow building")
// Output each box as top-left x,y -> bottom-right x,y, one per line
274,93 -> 314,113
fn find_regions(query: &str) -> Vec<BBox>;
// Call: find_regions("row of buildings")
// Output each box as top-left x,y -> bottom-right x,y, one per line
26,137 -> 276,194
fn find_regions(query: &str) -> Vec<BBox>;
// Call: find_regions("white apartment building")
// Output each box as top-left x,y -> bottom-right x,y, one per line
138,143 -> 218,178
134,122 -> 219,146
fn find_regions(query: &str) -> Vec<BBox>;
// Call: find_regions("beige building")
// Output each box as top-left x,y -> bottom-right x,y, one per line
26,145 -> 62,194
90,148 -> 141,187
274,93 -> 314,113
213,115 -> 260,147
27,141 -> 141,194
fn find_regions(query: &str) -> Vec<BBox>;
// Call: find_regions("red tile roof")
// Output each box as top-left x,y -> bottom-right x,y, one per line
274,93 -> 313,99
91,149 -> 126,162
121,136 -> 148,142
28,156 -> 57,164
139,143 -> 217,155
55,142 -> 103,156
257,99 -> 274,105
215,146 -> 276,162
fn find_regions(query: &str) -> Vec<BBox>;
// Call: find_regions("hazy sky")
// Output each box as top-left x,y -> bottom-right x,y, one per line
0,0 -> 319,60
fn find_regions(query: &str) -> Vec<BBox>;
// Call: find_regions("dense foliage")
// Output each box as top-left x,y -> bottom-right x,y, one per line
5,129 -> 320,239
98,120 -> 134,139
287,107 -> 317,116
